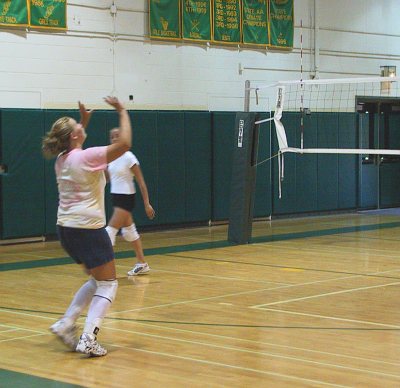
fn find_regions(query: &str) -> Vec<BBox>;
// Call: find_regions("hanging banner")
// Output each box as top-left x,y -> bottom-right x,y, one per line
242,0 -> 268,46
149,0 -> 181,40
182,0 -> 211,42
0,0 -> 29,27
29,0 -> 67,30
268,0 -> 294,49
213,0 -> 241,44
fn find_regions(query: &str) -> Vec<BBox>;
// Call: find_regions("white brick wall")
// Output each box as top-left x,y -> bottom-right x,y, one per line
0,0 -> 399,110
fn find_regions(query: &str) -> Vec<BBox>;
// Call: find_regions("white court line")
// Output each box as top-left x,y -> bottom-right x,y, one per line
111,285 -> 281,315
107,326 -> 400,380
0,328 -> 20,334
103,319 -> 400,367
256,308 -> 400,329
116,266 -> 291,286
253,281 -> 400,308
112,268 -> 400,315
0,333 -> 46,343
109,342 -> 349,388
0,309 -> 55,322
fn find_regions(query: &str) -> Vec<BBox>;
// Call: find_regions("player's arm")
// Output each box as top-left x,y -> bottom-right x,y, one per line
104,97 -> 132,163
131,164 -> 155,219
79,101 -> 93,129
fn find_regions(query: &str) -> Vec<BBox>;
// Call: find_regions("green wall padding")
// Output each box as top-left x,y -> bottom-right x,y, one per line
157,111 -> 185,224
338,113 -> 358,209
317,113 -> 339,211
184,112 -> 212,222
296,113 -> 318,212
129,111 -> 159,226
212,112 -> 236,221
1,110 -> 45,239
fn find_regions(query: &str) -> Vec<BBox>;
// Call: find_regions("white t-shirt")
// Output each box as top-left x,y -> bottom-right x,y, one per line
108,151 -> 139,194
55,146 -> 108,229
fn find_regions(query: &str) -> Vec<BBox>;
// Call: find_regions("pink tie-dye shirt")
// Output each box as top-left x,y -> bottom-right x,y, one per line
55,146 -> 108,228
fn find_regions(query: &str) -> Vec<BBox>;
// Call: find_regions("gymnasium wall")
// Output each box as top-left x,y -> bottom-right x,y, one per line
0,108 -> 363,240
0,1 -> 399,110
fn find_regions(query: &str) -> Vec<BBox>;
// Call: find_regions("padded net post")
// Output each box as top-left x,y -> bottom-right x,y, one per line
228,112 -> 259,244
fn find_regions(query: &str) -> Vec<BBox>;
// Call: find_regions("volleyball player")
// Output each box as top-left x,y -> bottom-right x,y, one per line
42,97 -> 131,357
106,128 -> 155,276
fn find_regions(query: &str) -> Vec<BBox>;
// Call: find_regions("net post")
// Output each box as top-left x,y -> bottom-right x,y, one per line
228,112 -> 259,245
244,80 -> 250,112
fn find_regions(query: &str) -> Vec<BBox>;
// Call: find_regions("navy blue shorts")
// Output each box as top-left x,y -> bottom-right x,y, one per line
112,194 -> 136,212
57,225 -> 114,269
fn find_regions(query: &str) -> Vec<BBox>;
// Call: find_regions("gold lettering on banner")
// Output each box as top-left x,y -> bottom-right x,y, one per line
2,1 -> 11,16
31,0 -> 44,6
160,17 -> 168,30
44,5 -> 55,19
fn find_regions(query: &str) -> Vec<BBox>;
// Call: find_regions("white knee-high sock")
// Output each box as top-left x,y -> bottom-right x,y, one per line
83,280 -> 118,336
63,278 -> 96,323
83,297 -> 112,336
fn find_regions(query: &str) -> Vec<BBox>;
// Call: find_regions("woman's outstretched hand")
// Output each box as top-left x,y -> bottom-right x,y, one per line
104,96 -> 125,112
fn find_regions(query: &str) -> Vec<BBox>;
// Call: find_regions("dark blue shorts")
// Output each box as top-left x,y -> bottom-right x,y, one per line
57,225 -> 114,269
112,194 -> 136,212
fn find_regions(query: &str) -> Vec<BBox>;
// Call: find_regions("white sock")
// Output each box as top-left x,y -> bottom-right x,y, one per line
83,296 -> 112,336
63,278 -> 96,323
105,226 -> 118,246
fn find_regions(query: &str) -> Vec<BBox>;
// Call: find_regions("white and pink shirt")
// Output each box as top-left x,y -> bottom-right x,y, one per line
55,147 -> 108,228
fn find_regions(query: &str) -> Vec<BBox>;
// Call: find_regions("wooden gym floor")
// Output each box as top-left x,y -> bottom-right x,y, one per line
1,212 -> 400,387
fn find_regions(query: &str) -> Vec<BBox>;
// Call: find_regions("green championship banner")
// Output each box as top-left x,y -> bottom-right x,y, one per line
213,0 -> 241,44
242,0 -> 268,46
182,0 -> 211,42
29,0 -> 67,30
0,0 -> 29,27
268,0 -> 294,49
149,0 -> 181,40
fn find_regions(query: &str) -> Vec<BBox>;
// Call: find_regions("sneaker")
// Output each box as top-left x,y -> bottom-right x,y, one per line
50,318 -> 78,350
76,333 -> 107,357
127,262 -> 150,276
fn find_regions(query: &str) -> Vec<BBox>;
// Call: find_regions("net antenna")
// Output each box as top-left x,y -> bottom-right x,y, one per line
251,76 -> 400,197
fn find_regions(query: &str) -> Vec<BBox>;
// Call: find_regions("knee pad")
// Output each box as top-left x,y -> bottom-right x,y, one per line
94,279 -> 118,303
105,226 -> 118,246
121,224 -> 140,242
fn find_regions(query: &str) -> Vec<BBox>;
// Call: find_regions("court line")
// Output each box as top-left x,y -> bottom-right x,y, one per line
256,308 -> 400,329
1,306 -> 398,369
0,322 -> 48,333
0,333 -> 46,343
103,319 -> 400,367
164,252 -> 400,280
111,269 -> 400,315
106,326 -> 400,380
3,219 -> 400,272
116,266 -> 291,286
253,281 -> 400,307
109,342 -> 350,388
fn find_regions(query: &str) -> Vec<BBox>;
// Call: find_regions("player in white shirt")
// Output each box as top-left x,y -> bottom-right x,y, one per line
42,97 -> 132,357
106,128 -> 155,276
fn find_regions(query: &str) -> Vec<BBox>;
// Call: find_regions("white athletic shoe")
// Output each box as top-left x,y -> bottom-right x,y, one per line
127,262 -> 150,276
50,318 -> 78,350
76,333 -> 107,357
